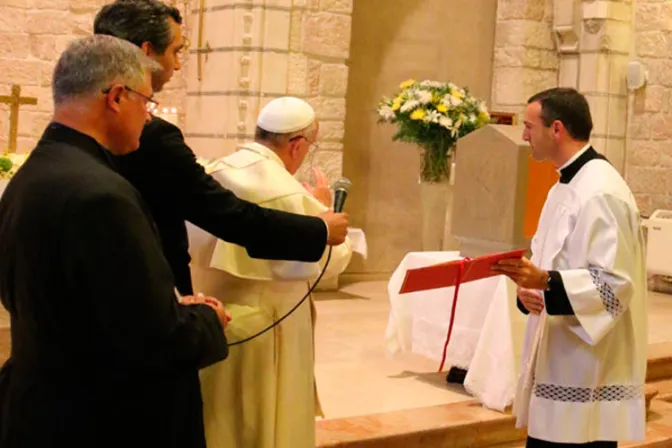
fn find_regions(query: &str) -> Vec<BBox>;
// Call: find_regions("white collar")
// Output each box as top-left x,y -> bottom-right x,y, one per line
558,143 -> 591,172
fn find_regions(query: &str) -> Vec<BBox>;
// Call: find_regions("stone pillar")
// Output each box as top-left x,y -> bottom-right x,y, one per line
577,0 -> 632,174
184,0 -> 352,187
491,0 -> 559,122
553,0 -> 581,88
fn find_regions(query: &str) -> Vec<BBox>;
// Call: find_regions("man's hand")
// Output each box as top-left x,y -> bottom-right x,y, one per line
517,287 -> 545,315
180,294 -> 232,328
491,256 -> 549,289
319,210 -> 349,245
303,167 -> 332,208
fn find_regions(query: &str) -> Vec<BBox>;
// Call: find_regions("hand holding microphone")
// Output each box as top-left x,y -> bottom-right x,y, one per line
319,177 -> 352,246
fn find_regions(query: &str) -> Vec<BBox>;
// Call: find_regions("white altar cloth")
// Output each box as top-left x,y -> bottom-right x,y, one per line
385,251 -> 528,411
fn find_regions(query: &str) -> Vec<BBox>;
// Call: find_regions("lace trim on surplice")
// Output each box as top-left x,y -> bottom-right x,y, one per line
589,268 -> 624,318
533,383 -> 644,403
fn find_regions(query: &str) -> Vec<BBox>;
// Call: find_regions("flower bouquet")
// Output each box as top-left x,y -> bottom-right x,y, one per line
0,152 -> 30,184
377,79 -> 490,183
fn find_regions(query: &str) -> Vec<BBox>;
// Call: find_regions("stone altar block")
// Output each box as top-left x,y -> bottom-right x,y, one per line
451,124 -> 558,258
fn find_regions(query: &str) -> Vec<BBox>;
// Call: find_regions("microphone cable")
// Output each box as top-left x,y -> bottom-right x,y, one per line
227,246 -> 332,346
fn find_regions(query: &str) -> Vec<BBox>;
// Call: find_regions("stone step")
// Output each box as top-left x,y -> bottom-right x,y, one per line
316,386 -> 660,448
646,342 -> 672,382
489,400 -> 672,448
316,343 -> 672,448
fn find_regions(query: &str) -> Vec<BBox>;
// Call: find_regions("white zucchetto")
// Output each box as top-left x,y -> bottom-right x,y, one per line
257,97 -> 315,134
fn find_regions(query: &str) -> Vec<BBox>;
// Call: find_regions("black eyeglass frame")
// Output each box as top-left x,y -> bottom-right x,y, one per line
101,85 -> 159,109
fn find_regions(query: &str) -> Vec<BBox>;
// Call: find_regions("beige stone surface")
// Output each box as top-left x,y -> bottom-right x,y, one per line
320,0 -> 353,14
627,0 -> 672,215
491,0 -> 557,118
317,120 -> 345,142
319,64 -> 349,97
303,12 -> 351,59
452,125 -> 531,257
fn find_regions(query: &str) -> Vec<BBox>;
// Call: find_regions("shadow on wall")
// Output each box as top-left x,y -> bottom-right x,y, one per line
342,0 -> 497,278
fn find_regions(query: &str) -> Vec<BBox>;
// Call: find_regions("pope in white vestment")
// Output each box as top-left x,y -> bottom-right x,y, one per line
190,97 -> 353,448
494,88 -> 647,447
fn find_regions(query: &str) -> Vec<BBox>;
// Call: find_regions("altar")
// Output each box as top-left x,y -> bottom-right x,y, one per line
385,251 -> 528,411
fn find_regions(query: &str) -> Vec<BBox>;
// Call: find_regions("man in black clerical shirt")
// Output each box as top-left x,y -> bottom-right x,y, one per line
0,35 -> 230,448
93,0 -> 349,295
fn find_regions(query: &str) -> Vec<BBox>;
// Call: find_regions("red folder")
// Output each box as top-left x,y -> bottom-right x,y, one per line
399,248 -> 527,294
397,248 -> 527,372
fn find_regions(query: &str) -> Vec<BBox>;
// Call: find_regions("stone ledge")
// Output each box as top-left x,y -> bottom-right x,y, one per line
647,342 -> 672,382
316,345 -> 672,448
317,400 -> 526,448
317,387 -> 662,448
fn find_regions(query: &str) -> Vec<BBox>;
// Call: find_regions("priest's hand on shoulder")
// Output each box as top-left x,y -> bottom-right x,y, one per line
180,294 -> 232,329
491,257 -> 549,290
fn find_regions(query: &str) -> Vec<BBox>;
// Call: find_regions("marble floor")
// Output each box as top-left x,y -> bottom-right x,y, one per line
312,281 -> 672,421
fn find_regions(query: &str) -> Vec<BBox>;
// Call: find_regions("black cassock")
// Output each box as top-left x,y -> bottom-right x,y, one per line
0,124 -> 228,447
115,116 -> 329,295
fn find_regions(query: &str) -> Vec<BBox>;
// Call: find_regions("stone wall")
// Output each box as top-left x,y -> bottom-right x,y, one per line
490,0 -> 559,122
627,0 -> 672,216
341,0 -> 498,278
184,0 -> 352,186
0,0 -> 191,154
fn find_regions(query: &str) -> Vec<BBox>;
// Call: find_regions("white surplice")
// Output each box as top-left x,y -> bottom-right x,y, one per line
189,142 -> 352,448
513,153 -> 648,444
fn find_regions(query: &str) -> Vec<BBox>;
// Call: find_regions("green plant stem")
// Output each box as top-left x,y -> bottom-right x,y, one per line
420,142 -> 453,183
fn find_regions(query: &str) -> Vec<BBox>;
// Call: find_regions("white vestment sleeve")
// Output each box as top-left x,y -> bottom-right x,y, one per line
557,194 -> 639,346
269,193 -> 352,281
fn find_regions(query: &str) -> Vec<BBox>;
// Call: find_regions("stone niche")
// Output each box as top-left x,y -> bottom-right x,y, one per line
451,124 -> 558,258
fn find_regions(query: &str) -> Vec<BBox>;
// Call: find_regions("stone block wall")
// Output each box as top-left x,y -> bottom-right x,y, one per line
490,0 -> 559,122
184,0 -> 352,186
628,0 -> 672,216
0,0 -> 190,154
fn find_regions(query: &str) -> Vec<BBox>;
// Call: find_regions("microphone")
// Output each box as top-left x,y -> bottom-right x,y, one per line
331,178 -> 352,213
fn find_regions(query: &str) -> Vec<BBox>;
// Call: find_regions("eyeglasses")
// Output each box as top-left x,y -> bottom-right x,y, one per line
102,85 -> 159,111
289,135 -> 320,152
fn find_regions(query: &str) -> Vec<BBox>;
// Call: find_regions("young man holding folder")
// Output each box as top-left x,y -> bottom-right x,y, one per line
493,88 -> 647,448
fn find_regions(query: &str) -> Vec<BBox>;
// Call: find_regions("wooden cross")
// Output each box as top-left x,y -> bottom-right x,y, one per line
0,85 -> 38,153
196,0 -> 212,81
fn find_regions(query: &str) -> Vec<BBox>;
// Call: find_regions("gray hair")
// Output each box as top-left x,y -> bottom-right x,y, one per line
52,34 -> 162,105
255,122 -> 317,147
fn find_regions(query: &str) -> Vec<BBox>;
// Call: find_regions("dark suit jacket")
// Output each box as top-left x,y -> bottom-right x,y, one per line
115,116 -> 328,295
0,124 -> 228,447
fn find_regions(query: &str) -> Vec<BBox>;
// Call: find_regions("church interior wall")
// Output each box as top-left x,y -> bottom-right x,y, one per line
627,0 -> 672,217
341,0 -> 497,278
5,0 -> 672,278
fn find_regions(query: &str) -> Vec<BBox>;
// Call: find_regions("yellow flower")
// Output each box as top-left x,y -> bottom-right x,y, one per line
436,104 -> 448,113
410,109 -> 426,120
400,79 -> 415,89
392,97 -> 402,111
